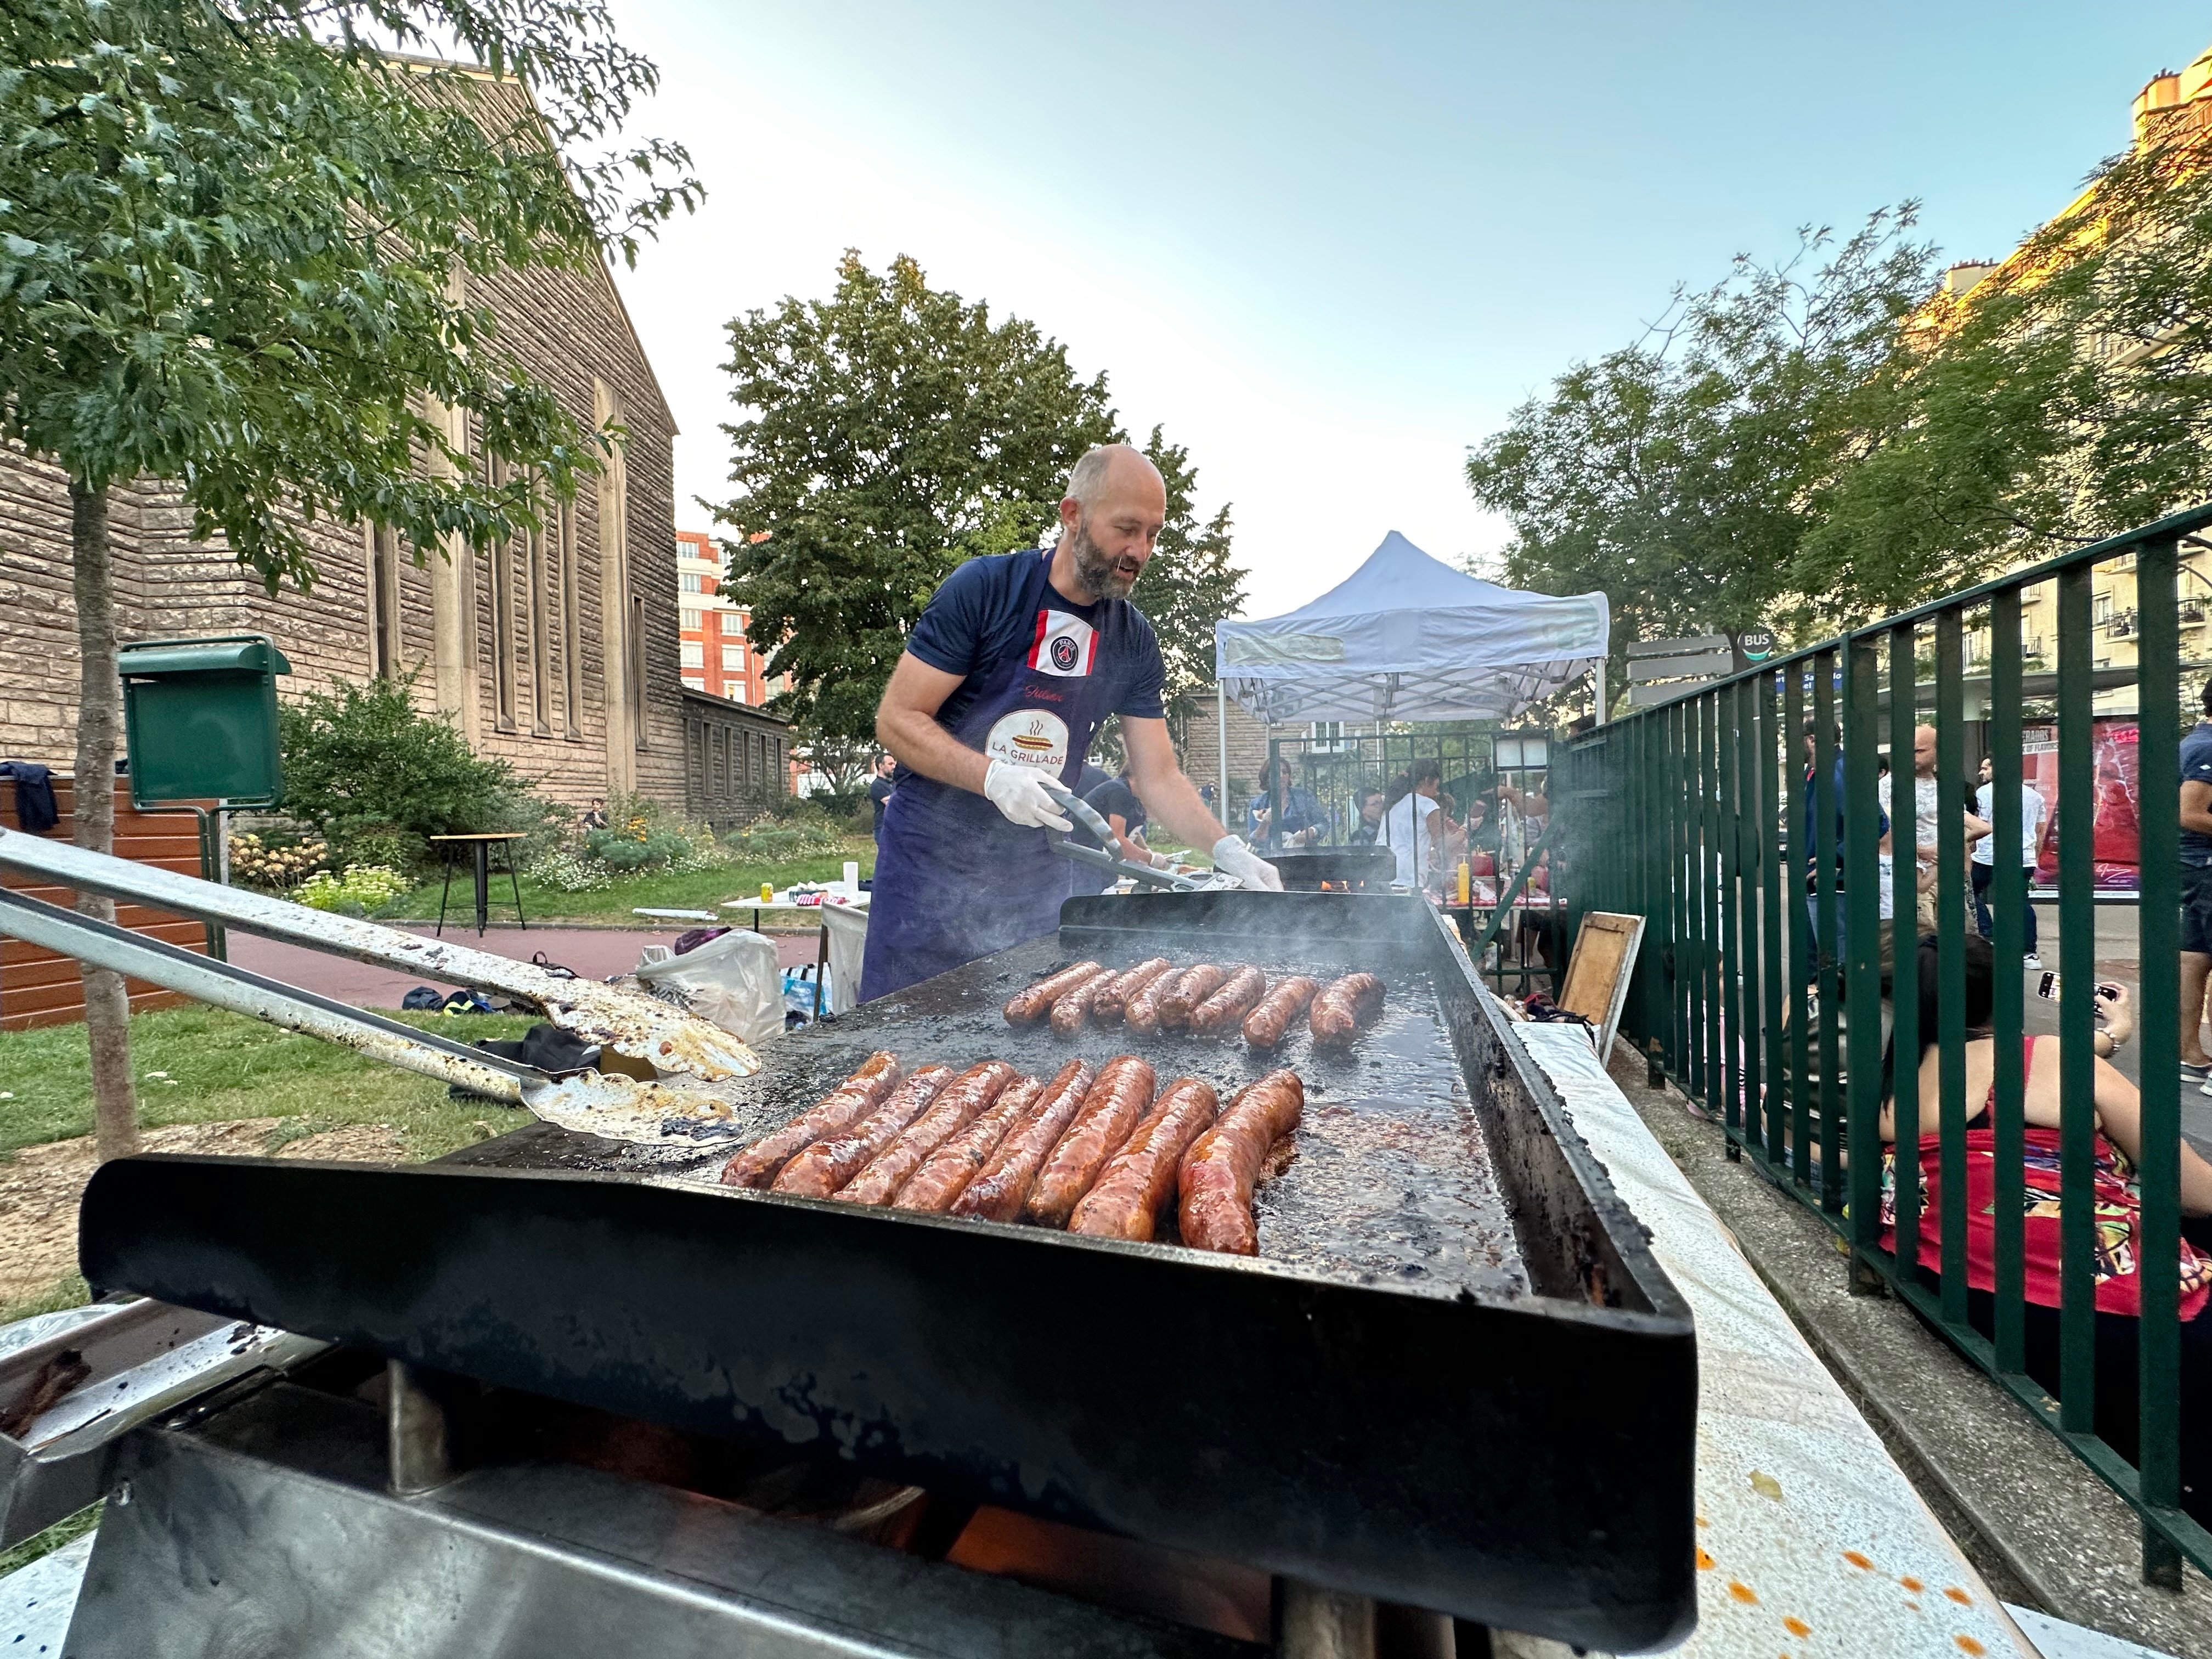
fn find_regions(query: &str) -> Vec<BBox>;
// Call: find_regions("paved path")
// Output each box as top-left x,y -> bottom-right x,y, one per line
231,924 -> 821,1010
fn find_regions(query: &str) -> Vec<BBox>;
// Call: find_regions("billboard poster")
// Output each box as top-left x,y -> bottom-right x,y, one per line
2024,719 -> 2139,890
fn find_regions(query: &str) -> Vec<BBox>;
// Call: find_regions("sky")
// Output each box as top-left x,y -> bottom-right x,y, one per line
602,2 -> 2212,619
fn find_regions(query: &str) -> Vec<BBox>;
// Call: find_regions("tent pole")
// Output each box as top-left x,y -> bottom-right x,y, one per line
1217,681 -> 1229,819
1594,658 -> 1608,725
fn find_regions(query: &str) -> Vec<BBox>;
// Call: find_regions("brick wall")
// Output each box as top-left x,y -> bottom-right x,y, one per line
1171,693 -> 1279,816
1,777 -> 211,1030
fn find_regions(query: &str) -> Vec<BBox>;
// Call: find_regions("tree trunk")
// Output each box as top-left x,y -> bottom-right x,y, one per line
69,478 -> 140,1161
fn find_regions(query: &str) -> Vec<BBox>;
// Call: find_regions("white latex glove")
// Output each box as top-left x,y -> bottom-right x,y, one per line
983,759 -> 1073,832
1211,835 -> 1284,891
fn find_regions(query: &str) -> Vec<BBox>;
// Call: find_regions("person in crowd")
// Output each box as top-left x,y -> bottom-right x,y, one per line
579,797 -> 608,832
1973,752 -> 2046,970
1878,933 -> 2212,1523
1073,764 -> 1181,881
867,754 -> 898,842
2180,679 -> 2212,1085
1346,787 -> 1387,846
1909,724 -> 1990,935
1382,759 -> 1448,889
1246,755 -> 1327,853
1799,722 -> 1849,978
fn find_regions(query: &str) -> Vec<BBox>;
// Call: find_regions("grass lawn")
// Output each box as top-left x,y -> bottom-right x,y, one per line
0,1004 -> 541,1161
374,837 -> 877,924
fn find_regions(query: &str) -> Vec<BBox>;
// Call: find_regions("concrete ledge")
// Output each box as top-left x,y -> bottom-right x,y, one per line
1606,1047 -> 2212,1659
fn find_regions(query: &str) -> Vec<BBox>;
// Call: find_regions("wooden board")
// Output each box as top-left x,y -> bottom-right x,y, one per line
2,775 -> 212,1029
1557,911 -> 1646,1066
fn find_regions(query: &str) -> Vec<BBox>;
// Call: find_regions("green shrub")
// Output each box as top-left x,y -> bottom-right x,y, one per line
280,674 -> 549,868
296,864 -> 414,916
227,830 -> 327,891
578,792 -> 725,876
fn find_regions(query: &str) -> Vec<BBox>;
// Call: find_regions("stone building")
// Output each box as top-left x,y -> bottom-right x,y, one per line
0,65 -> 688,813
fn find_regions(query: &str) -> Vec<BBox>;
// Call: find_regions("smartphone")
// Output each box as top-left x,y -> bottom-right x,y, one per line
2035,973 -> 2124,1003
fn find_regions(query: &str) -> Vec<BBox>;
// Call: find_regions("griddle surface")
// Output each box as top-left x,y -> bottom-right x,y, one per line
450,936 -> 1527,1299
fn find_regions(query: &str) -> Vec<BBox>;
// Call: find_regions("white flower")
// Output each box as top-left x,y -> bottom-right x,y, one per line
0,1091 -> 13,1099
145,1070 -> 169,1079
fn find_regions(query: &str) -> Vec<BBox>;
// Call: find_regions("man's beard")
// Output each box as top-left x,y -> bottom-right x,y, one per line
1067,519 -> 1138,601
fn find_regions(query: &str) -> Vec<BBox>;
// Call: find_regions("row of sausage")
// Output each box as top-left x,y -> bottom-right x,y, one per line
719,1053 -> 1304,1254
1006,961 -> 1385,1049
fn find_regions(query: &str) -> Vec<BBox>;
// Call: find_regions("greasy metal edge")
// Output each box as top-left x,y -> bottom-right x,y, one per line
77,1151 -> 1697,1649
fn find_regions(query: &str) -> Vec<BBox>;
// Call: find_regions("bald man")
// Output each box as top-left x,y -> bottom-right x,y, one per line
863,443 -> 1280,1000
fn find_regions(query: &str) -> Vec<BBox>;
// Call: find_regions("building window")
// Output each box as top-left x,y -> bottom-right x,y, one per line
560,498 -> 582,740
681,607 -> 702,630
721,644 -> 744,671
489,459 -> 517,731
366,522 -> 402,679
683,675 -> 705,691
2094,591 -> 2113,624
680,572 -> 703,593
527,479 -> 551,736
681,641 -> 704,668
630,591 -> 648,750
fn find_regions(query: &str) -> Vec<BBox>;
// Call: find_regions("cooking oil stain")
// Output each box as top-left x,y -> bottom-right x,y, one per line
1782,1616 -> 1811,1638
1727,1581 -> 1758,1605
1842,1550 -> 1874,1570
1943,1587 -> 1972,1606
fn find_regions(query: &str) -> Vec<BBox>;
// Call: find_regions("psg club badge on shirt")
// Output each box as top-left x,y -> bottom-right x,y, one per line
1028,609 -> 1098,678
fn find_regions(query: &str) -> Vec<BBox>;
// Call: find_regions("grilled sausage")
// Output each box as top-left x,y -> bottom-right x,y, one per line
1241,977 -> 1319,1049
1124,968 -> 1176,1035
720,1052 -> 902,1188
1004,961 -> 1105,1026
1178,1070 -> 1305,1255
1155,964 -> 1227,1032
891,1075 -> 1042,1213
772,1064 -> 955,1198
952,1059 -> 1096,1222
838,1061 -> 1019,1206
1187,966 -> 1268,1037
1025,1056 -> 1158,1227
1091,957 -> 1171,1024
1049,966 -> 1114,1039
1068,1078 -> 1220,1240
1308,973 -> 1385,1048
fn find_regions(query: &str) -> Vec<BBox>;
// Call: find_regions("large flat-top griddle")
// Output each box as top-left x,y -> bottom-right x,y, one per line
77,891 -> 1697,1651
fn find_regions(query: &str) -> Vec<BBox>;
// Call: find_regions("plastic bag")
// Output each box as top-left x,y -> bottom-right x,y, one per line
633,929 -> 783,1049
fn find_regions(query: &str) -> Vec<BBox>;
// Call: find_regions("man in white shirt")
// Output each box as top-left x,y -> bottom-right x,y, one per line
1910,724 -> 1991,936
1973,753 -> 2047,969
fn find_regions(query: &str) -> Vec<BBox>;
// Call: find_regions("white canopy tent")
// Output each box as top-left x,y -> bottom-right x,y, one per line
1212,533 -> 1611,771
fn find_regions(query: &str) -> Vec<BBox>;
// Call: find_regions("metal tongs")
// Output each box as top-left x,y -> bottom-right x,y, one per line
1038,778 -> 1239,893
0,827 -> 755,1084
0,884 -> 737,1144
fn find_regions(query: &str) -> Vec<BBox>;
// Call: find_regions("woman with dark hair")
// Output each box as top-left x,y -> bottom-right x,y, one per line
1880,933 -> 2212,1520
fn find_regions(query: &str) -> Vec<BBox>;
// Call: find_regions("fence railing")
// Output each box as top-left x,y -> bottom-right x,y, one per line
1556,504 -> 2212,1583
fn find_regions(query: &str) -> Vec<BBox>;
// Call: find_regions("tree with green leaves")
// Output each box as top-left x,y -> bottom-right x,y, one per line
1465,209 -> 1939,679
0,0 -> 696,1156
1807,127 -> 2212,591
718,252 -> 1242,769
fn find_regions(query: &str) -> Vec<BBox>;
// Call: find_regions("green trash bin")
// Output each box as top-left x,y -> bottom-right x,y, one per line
118,634 -> 291,808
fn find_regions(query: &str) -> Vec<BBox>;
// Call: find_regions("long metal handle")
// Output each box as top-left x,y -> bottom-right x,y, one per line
1037,778 -> 1227,893
0,826 -> 757,1081
0,887 -> 534,1103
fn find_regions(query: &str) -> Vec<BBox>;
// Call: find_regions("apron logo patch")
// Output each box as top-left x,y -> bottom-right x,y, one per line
1028,610 -> 1097,678
985,710 -> 1070,774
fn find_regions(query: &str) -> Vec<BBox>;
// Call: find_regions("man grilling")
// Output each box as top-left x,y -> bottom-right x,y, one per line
864,444 -> 1281,1000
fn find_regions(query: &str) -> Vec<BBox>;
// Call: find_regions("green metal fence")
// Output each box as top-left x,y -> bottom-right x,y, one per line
1557,505 -> 2212,1583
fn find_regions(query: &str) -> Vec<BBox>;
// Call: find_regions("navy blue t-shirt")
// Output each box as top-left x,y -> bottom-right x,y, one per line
2183,721 -> 2212,867
902,550 -> 1166,765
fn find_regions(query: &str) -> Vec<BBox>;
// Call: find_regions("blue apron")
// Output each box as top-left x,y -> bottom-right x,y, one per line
862,552 -> 1118,1000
